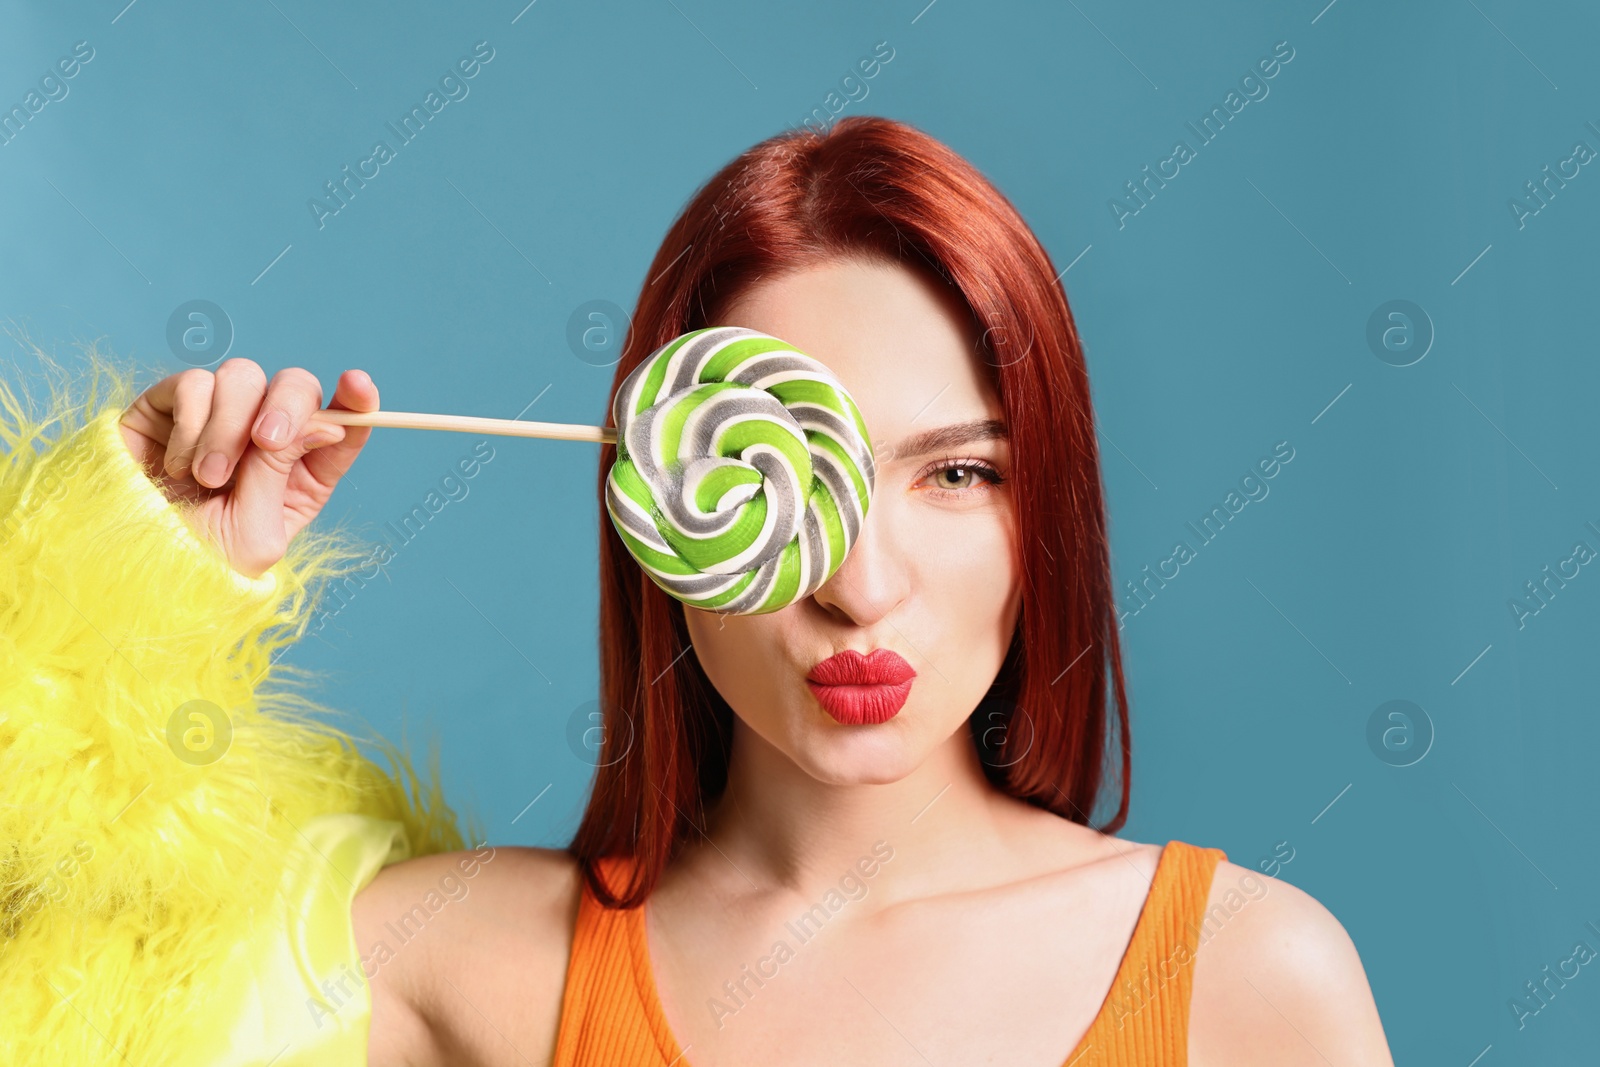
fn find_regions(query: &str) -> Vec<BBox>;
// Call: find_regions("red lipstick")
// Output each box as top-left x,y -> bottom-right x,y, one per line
805,648 -> 917,725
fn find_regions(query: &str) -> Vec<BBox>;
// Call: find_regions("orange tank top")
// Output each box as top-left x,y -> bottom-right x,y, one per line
551,839 -> 1226,1066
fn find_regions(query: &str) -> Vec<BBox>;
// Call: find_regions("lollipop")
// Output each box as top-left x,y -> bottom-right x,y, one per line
315,326 -> 876,615
604,326 -> 875,614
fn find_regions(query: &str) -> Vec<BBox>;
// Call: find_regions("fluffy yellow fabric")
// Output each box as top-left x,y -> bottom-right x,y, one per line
0,353 -> 473,1064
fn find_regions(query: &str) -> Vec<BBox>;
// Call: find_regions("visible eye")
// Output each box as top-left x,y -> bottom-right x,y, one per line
916,456 -> 1006,499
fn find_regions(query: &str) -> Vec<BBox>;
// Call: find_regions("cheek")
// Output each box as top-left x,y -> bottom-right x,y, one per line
917,509 -> 1019,625
685,611 -> 787,711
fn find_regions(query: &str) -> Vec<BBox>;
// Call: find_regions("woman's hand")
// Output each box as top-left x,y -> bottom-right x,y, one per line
118,359 -> 378,579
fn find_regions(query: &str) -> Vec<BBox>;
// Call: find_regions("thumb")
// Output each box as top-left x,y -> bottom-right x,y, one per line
303,369 -> 379,483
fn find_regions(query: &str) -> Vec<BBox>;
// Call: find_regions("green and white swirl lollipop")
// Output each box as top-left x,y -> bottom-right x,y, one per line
315,325 -> 876,615
605,326 -> 876,615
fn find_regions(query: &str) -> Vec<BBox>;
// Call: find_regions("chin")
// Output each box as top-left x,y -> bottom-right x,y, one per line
791,729 -> 924,786
807,761 -> 915,787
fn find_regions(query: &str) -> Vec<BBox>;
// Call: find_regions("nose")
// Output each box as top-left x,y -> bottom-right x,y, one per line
808,493 -> 909,627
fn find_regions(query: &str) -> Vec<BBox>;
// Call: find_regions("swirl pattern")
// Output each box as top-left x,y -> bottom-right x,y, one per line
605,326 -> 875,615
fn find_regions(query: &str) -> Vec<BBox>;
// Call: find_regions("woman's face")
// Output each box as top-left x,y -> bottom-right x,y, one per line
683,256 -> 1022,785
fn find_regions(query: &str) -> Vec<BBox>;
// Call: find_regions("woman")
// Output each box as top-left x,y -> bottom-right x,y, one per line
4,117 -> 1392,1065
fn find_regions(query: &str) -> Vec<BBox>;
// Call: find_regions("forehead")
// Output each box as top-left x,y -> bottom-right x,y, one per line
718,257 -> 1002,446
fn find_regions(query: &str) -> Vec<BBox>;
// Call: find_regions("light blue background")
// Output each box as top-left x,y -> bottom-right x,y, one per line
4,0 -> 1597,1061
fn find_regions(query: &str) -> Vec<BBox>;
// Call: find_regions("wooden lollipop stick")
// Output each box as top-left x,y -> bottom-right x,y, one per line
312,408 -> 618,445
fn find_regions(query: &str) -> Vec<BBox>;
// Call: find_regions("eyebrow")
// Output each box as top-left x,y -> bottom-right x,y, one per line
884,418 -> 1009,461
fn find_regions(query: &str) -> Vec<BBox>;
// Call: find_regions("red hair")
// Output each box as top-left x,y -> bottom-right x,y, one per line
570,115 -> 1130,907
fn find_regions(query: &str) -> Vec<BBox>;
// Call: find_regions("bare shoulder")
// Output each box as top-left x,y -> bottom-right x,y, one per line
1003,803 -> 1167,884
1187,859 -> 1394,1067
354,844 -> 583,1067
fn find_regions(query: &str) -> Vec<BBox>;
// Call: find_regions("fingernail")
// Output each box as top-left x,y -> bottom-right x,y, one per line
301,433 -> 332,449
198,451 -> 229,486
257,411 -> 289,445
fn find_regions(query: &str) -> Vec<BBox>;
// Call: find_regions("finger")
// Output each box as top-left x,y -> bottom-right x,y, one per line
128,368 -> 186,420
162,369 -> 217,480
230,367 -> 350,561
118,368 -> 187,455
192,358 -> 267,489
251,367 -> 325,454
300,369 -> 378,490
227,442 -> 290,576
117,370 -> 182,472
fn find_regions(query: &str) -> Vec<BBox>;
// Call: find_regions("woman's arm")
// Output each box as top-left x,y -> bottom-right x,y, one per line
353,845 -> 582,1067
0,355 -> 467,1065
1188,860 -> 1395,1066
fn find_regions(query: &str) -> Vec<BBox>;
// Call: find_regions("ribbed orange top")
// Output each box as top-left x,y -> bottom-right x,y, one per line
551,839 -> 1226,1066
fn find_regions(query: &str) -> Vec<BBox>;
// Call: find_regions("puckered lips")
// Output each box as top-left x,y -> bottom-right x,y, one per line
805,648 -> 917,726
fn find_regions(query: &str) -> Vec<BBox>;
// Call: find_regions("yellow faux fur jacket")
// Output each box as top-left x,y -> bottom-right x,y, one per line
0,358 -> 471,1065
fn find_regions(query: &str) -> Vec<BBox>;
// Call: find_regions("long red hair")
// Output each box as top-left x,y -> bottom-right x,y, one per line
570,115 -> 1130,907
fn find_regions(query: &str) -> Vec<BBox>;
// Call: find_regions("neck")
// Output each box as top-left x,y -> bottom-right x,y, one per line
700,716 -> 1019,906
